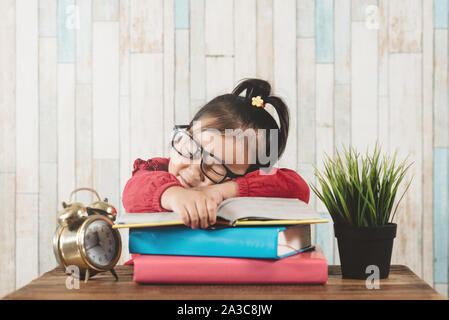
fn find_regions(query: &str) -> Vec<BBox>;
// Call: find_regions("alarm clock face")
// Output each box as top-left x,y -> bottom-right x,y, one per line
84,219 -> 120,268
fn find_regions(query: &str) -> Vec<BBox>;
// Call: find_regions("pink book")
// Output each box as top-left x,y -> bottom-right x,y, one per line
126,245 -> 327,284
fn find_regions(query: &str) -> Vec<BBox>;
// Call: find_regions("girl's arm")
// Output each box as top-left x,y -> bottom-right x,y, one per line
122,158 -> 182,213
234,168 -> 310,203
122,157 -> 220,228
195,168 -> 310,204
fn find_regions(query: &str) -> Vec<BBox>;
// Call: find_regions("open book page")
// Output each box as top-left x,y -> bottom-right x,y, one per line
277,225 -> 311,257
216,197 -> 322,223
114,197 -> 326,229
115,211 -> 183,227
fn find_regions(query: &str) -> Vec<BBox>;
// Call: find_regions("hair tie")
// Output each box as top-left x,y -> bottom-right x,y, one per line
251,96 -> 265,108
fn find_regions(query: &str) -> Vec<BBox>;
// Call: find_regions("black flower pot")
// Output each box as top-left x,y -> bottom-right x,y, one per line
334,223 -> 397,279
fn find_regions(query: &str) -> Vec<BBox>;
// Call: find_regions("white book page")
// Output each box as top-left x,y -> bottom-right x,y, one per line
116,197 -> 322,225
116,211 -> 181,225
217,197 -> 321,222
277,225 -> 312,256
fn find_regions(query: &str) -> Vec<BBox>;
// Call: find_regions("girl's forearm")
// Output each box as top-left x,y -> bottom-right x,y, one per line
218,181 -> 239,199
160,186 -> 184,211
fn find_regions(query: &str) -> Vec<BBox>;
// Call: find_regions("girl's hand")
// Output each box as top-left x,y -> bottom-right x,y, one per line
192,181 -> 239,203
161,186 -> 219,229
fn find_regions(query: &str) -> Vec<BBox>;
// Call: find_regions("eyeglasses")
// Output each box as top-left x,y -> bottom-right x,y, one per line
171,125 -> 246,184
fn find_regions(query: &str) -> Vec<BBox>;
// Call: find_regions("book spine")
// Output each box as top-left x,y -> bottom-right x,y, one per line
128,226 -> 283,259
132,254 -> 328,284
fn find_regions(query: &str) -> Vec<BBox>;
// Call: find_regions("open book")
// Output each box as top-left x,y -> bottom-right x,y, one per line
113,197 -> 328,229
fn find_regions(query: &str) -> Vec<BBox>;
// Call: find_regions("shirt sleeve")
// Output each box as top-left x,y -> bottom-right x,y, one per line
122,158 -> 182,213
234,167 -> 311,203
132,157 -> 169,174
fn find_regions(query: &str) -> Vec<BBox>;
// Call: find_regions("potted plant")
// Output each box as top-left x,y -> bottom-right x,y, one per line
310,144 -> 412,279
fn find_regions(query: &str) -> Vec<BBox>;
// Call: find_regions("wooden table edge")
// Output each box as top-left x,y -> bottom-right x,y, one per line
2,264 -> 447,300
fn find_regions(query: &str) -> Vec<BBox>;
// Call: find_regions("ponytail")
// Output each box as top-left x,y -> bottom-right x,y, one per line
264,96 -> 289,159
232,78 -> 271,101
232,79 -> 290,161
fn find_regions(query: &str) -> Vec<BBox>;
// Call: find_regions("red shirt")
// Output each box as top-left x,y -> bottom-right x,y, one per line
122,157 -> 310,213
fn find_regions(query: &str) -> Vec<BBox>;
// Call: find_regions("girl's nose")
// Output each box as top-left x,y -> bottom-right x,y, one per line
186,164 -> 205,184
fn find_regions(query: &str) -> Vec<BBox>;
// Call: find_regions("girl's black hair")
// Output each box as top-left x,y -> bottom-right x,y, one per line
189,78 -> 290,171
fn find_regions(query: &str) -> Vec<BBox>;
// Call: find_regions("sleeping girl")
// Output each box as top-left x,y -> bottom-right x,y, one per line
122,79 -> 310,229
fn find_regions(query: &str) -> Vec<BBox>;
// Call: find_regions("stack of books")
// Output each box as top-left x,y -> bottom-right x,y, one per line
114,197 -> 329,284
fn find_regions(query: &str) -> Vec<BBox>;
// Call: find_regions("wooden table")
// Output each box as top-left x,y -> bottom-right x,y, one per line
2,265 -> 446,300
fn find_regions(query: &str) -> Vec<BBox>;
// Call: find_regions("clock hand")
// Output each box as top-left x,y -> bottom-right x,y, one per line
85,230 -> 100,251
96,230 -> 105,250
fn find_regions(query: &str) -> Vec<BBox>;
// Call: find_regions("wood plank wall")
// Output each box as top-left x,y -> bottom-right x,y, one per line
434,0 -> 449,298
0,0 -> 448,298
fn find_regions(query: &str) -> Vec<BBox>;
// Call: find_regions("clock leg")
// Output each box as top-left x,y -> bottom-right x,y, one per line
110,268 -> 118,281
84,269 -> 90,283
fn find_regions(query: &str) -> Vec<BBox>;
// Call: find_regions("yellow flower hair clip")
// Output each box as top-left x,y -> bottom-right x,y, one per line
252,96 -> 264,108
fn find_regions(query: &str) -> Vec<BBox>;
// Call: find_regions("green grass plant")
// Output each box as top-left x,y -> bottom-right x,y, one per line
310,143 -> 413,227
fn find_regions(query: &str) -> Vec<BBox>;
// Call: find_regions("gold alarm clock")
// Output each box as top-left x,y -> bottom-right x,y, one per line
53,188 -> 122,282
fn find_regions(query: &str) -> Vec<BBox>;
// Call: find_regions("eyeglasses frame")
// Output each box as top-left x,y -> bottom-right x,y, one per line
171,125 -> 246,184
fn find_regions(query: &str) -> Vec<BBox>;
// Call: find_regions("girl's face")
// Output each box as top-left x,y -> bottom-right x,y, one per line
168,118 -> 255,187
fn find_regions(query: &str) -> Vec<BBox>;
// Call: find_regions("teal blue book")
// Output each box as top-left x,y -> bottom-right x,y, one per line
129,224 -> 312,259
